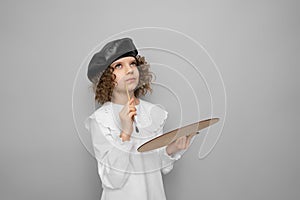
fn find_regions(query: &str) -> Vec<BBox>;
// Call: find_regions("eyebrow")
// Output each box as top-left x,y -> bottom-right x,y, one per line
111,58 -> 136,66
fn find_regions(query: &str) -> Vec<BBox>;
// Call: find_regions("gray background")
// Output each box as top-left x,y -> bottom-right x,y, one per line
1,0 -> 299,200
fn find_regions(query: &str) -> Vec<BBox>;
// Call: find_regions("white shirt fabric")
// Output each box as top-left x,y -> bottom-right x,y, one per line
84,99 -> 192,200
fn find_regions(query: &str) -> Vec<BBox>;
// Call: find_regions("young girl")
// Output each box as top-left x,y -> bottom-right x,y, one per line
84,38 -> 195,200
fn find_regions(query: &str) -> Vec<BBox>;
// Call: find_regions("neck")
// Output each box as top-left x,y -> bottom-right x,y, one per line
111,90 -> 139,105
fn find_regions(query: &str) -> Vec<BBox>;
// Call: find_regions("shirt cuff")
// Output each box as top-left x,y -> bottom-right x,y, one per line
113,134 -> 134,152
161,146 -> 181,161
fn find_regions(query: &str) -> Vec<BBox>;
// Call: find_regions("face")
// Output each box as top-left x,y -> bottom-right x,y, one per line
110,56 -> 140,93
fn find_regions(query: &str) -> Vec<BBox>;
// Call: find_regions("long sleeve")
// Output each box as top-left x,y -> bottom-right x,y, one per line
85,116 -> 134,190
146,103 -> 187,175
158,127 -> 196,175
157,127 -> 181,175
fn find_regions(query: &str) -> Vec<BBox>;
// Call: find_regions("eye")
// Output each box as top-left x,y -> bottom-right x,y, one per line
130,61 -> 137,67
114,64 -> 122,69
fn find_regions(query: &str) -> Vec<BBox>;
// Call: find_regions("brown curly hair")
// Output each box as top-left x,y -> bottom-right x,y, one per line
90,55 -> 154,105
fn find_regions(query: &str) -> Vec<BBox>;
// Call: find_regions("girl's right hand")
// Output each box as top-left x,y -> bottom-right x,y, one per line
119,97 -> 137,136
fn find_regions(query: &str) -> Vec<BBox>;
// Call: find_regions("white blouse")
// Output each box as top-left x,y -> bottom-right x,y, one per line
84,99 -> 190,200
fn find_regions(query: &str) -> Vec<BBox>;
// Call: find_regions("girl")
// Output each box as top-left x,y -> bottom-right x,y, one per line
84,38 -> 195,200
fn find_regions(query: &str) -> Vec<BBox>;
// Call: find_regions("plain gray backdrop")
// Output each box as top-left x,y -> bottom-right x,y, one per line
1,0 -> 299,200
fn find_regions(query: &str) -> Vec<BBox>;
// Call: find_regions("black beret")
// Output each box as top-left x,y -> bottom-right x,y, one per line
87,38 -> 138,83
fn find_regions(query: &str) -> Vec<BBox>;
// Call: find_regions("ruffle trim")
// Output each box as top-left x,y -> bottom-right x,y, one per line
144,103 -> 168,134
85,102 -> 120,132
84,103 -> 134,152
84,100 -> 168,136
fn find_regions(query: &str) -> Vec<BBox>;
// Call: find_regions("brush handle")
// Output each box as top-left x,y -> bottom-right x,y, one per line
125,83 -> 139,133
133,116 -> 139,133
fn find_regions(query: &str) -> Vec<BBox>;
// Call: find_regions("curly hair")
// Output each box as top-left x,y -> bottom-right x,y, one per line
91,55 -> 154,105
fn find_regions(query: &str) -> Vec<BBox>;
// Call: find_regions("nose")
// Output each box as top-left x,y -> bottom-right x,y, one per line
125,65 -> 133,74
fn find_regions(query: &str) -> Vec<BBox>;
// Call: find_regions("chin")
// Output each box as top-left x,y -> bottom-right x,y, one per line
131,82 -> 139,91
121,83 -> 135,91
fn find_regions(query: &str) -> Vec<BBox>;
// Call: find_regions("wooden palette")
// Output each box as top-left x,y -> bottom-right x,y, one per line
137,118 -> 220,152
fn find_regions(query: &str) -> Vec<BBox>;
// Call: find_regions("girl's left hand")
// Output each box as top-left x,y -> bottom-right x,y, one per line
166,134 -> 194,156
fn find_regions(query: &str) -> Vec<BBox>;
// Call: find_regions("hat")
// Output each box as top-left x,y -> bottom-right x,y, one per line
87,38 -> 138,83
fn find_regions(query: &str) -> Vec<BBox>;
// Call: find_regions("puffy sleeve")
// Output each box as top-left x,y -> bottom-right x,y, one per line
158,127 -> 183,175
149,105 -> 196,175
84,108 -> 134,190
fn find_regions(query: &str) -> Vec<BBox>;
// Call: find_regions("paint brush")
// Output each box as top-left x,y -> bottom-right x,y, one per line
125,83 -> 139,133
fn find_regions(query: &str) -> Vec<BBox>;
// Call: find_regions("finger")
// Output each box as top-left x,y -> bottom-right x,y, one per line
129,107 -> 136,112
130,110 -> 137,116
175,137 -> 183,145
174,138 -> 181,148
129,105 -> 136,110
186,134 -> 194,144
185,136 -> 192,147
188,133 -> 195,139
129,111 -> 137,119
177,137 -> 185,149
130,97 -> 135,104
181,136 -> 187,143
126,103 -> 136,114
182,136 -> 188,148
179,136 -> 188,149
127,97 -> 135,105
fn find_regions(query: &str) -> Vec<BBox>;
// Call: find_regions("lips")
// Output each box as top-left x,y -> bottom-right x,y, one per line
126,78 -> 136,82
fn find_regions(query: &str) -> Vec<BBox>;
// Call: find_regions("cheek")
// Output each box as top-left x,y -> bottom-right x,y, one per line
113,71 -> 121,82
113,71 -> 125,85
135,68 -> 140,78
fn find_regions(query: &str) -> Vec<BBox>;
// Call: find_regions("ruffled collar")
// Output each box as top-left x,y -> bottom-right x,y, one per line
90,99 -> 168,140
